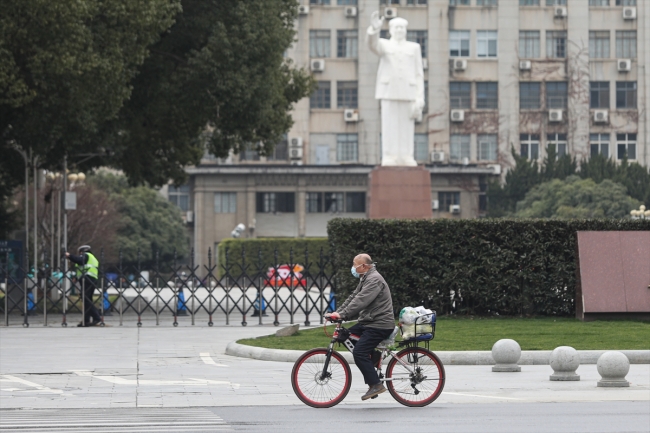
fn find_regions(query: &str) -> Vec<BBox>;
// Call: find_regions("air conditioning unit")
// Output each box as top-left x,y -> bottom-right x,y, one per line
384,7 -> 397,19
487,163 -> 502,175
298,5 -> 309,15
422,58 -> 428,70
449,204 -> 461,215
593,110 -> 608,123
450,109 -> 465,122
185,211 -> 194,223
431,151 -> 445,163
453,59 -> 467,71
290,160 -> 303,166
432,200 -> 439,210
548,109 -> 563,122
344,6 -> 357,17
290,148 -> 303,159
623,7 -> 636,20
310,59 -> 325,72
617,59 -> 631,72
554,6 -> 567,18
344,109 -> 359,122
519,60 -> 532,71
289,136 -> 303,148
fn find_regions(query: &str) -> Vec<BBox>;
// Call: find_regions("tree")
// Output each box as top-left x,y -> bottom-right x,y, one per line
487,147 -> 541,217
109,0 -> 315,186
515,176 -> 640,219
541,144 -> 577,182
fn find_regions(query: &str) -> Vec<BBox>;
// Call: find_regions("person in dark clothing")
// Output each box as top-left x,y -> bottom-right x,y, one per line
325,253 -> 395,401
66,245 -> 101,327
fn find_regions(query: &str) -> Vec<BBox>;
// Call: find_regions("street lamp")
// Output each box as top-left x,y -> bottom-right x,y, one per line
231,223 -> 246,238
630,205 -> 649,220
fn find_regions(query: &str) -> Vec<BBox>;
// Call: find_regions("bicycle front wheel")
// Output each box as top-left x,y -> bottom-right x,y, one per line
291,348 -> 352,408
386,347 -> 445,407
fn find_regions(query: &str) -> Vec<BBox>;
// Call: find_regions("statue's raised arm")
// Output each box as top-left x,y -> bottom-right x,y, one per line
366,11 -> 384,56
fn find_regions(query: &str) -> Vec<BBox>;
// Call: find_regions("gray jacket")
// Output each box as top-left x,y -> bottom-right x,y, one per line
338,267 -> 395,330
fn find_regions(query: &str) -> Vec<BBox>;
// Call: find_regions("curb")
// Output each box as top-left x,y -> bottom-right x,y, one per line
225,341 -> 650,365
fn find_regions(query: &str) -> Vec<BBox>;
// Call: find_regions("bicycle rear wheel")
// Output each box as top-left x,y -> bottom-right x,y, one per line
385,347 -> 445,407
291,348 -> 352,408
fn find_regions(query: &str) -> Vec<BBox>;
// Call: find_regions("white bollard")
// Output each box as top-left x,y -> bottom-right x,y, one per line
549,346 -> 580,381
491,339 -> 521,372
597,351 -> 630,387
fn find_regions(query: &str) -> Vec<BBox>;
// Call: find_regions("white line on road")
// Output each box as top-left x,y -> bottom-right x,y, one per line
0,375 -> 74,396
443,391 -> 522,400
70,370 -> 240,389
200,352 -> 228,367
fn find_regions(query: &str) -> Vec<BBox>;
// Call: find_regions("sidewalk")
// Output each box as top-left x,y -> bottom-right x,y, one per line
1,325 -> 648,409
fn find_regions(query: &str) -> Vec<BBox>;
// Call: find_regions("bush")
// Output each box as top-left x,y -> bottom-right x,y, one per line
217,238 -> 330,278
327,218 -> 650,317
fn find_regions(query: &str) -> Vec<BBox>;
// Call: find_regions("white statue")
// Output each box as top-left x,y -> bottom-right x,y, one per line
367,12 -> 425,167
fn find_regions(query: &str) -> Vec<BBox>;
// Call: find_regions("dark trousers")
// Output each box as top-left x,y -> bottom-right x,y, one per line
348,323 -> 394,386
81,277 -> 102,324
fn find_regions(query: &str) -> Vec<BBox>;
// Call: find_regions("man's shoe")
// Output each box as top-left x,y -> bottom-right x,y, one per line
77,322 -> 87,327
361,383 -> 386,401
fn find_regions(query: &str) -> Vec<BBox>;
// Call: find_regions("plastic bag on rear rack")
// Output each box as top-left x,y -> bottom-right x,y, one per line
399,306 -> 435,340
378,326 -> 399,348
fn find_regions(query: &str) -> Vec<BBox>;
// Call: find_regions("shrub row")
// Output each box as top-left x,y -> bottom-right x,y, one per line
327,218 -> 650,317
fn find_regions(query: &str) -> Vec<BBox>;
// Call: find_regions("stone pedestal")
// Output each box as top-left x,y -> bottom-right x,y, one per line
368,166 -> 432,219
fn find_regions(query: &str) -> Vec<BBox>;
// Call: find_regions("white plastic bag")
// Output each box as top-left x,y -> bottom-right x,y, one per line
414,306 -> 433,324
379,326 -> 399,347
399,307 -> 419,325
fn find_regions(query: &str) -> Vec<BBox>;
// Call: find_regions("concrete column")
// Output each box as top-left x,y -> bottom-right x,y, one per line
358,0 -> 381,166
427,1 -> 450,157
194,180 -> 204,272
640,0 -> 649,166
567,0 -> 590,160
246,178 -> 256,238
497,1 -> 520,170
297,177 -> 306,237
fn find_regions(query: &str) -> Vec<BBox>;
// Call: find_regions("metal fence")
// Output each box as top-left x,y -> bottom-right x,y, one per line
0,247 -> 337,327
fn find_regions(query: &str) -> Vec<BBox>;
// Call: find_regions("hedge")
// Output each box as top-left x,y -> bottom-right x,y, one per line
217,238 -> 330,278
327,218 -> 650,317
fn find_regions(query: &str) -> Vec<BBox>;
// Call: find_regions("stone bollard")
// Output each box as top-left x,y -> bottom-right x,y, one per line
597,351 -> 630,387
275,324 -> 300,337
491,339 -> 521,372
549,346 -> 580,381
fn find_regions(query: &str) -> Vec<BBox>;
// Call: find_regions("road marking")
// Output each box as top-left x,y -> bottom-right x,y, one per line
200,352 -> 228,367
70,370 -> 240,389
0,375 -> 73,396
443,391 -> 522,400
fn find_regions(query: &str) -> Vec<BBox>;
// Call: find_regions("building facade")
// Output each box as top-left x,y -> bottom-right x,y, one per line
177,0 -> 649,268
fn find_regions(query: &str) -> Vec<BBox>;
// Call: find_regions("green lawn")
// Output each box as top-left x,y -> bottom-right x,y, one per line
237,317 -> 650,351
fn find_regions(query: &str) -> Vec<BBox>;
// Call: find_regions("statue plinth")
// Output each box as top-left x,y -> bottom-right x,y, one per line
368,166 -> 432,219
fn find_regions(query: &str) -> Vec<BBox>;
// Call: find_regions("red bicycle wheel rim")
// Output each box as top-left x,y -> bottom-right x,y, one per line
291,349 -> 351,408
386,347 -> 445,407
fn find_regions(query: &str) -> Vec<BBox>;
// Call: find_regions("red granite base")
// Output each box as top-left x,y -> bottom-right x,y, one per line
368,166 -> 432,219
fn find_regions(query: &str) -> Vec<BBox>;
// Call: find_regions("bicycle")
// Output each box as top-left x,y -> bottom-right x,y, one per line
291,312 -> 445,408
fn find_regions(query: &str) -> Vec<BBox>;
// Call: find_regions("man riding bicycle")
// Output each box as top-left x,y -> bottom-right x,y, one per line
325,253 -> 395,401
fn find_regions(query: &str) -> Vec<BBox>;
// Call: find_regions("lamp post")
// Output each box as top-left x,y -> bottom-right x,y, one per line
630,205 -> 649,220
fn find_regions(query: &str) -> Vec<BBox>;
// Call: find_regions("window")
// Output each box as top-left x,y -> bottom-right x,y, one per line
423,81 -> 428,113
407,0 -> 429,4
449,31 -> 470,57
547,133 -> 567,157
615,0 -> 636,5
438,192 -> 460,212
310,0 -> 330,4
450,82 -> 471,109
546,0 -> 566,4
310,81 -> 331,109
381,0 -> 401,4
267,135 -> 289,161
407,30 -> 428,58
346,193 -> 366,213
214,192 -> 236,214
616,82 -> 637,109
590,133 -> 610,158
240,145 -> 260,161
589,31 -> 610,58
520,82 -> 541,109
589,0 -> 609,5
337,81 -> 358,108
476,82 -> 498,109
306,193 -> 323,213
519,0 -> 540,5
380,30 -> 389,39
337,30 -> 358,58
546,31 -> 567,58
546,82 -> 568,109
616,133 -> 636,160
520,134 -> 540,159
337,0 -> 358,4
450,134 -> 471,161
324,192 -> 344,212
337,134 -> 358,162
590,82 -> 609,109
256,192 -> 295,213
519,31 -> 540,58
616,31 -> 636,58
168,185 -> 190,211
478,135 -> 497,161
450,0 -> 470,4
477,31 -> 498,58
309,30 -> 330,58
477,0 -> 498,5
414,134 -> 429,162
